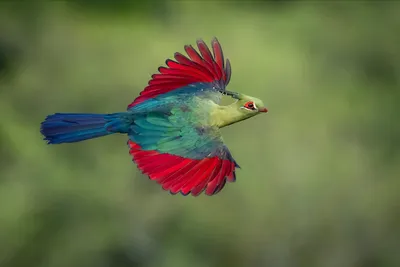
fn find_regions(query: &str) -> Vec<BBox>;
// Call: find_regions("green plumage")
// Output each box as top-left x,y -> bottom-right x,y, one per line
127,82 -> 267,161
129,93 -> 223,159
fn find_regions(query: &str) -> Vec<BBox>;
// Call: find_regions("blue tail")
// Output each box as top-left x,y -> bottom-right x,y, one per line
40,112 -> 130,144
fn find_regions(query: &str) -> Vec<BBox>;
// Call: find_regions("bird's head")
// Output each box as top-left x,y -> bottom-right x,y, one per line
236,93 -> 268,115
215,90 -> 268,128
223,90 -> 268,116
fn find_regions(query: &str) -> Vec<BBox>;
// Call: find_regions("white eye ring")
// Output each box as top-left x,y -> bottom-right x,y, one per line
242,101 -> 257,111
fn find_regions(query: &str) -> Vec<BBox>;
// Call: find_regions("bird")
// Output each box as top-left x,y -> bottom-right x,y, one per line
40,38 -> 268,196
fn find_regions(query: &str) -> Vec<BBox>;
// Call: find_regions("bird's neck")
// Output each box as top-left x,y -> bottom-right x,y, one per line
212,102 -> 249,128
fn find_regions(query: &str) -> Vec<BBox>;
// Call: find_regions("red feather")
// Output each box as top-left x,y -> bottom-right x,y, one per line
128,140 -> 237,196
128,38 -> 231,108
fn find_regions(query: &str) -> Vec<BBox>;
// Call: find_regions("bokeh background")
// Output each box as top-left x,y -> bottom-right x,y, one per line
1,1 -> 400,267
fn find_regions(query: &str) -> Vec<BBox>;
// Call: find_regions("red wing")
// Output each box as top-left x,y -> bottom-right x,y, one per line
128,141 -> 238,196
128,38 -> 232,109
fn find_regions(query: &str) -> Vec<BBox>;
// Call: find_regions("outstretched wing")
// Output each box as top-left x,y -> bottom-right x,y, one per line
128,37 -> 232,109
127,105 -> 240,196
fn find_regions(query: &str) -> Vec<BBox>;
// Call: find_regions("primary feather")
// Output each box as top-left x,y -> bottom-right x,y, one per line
128,38 -> 231,108
40,38 -> 268,196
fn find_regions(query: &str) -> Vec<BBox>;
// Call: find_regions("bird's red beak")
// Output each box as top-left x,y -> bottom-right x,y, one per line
259,107 -> 268,113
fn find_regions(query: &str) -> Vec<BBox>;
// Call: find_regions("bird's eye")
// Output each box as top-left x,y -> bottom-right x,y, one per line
244,101 -> 255,110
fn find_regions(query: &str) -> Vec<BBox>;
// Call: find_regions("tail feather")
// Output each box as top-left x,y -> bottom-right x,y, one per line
40,112 -> 129,144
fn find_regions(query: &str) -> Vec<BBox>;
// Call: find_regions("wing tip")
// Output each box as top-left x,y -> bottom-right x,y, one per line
211,36 -> 219,43
161,172 -> 237,197
195,37 -> 205,45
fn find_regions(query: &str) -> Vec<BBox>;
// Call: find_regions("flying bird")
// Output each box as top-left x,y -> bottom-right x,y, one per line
40,38 -> 268,196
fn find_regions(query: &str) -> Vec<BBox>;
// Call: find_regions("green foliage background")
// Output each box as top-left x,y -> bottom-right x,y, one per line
0,1 -> 399,267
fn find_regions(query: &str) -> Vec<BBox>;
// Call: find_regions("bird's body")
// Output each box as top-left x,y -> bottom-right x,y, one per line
40,38 -> 268,196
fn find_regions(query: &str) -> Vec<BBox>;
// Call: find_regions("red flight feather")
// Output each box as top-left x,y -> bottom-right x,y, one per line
128,141 -> 236,196
128,38 -> 232,108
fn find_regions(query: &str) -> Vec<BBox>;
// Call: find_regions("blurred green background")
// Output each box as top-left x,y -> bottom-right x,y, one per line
1,1 -> 400,267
